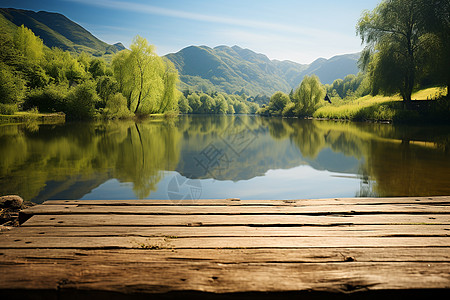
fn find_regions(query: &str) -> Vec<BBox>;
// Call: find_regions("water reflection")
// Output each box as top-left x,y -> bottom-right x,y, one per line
0,116 -> 449,202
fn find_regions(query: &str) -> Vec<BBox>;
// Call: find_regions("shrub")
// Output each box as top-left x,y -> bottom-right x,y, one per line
65,81 -> 100,119
102,93 -> 133,119
23,84 -> 68,112
0,103 -> 18,115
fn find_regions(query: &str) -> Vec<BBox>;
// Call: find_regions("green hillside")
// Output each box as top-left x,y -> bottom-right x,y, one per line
0,8 -> 120,56
165,45 -> 360,96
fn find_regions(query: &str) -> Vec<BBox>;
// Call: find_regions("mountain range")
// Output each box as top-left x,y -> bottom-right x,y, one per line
0,8 -> 124,56
0,7 -> 360,96
166,45 -> 360,96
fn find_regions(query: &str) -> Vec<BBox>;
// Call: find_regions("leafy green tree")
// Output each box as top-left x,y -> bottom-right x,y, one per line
88,58 -> 107,78
178,94 -> 191,113
416,0 -> 450,94
188,93 -> 202,113
248,102 -> 260,114
23,83 -> 68,113
0,63 -> 25,106
96,76 -> 119,108
13,25 -> 44,62
357,0 -> 428,102
44,48 -> 86,84
200,94 -> 215,113
159,59 -> 179,112
104,93 -> 133,119
234,101 -> 249,114
66,81 -> 100,119
213,94 -> 228,114
293,75 -> 325,116
228,104 -> 235,114
268,91 -> 291,115
112,36 -> 178,114
127,36 -> 164,113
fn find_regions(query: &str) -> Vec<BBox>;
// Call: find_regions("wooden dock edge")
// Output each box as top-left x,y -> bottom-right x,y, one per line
1,196 -> 449,299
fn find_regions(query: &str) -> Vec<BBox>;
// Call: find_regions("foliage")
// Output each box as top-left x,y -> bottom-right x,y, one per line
293,75 -> 325,116
0,8 -> 122,56
23,84 -> 69,113
314,86 -> 448,122
0,103 -> 18,115
13,25 -> 44,61
177,94 -> 191,114
325,73 -> 371,100
415,0 -> 450,93
268,92 -> 291,116
166,45 -> 359,96
44,48 -> 86,84
96,76 -> 119,107
102,93 -> 133,119
357,0 -> 448,101
65,81 -> 100,119
112,36 -> 178,114
0,63 -> 25,104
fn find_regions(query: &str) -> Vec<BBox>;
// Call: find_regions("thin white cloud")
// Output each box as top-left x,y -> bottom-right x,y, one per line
64,0 -> 333,37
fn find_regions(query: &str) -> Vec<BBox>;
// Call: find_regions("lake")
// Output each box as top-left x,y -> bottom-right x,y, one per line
1,115 -> 449,203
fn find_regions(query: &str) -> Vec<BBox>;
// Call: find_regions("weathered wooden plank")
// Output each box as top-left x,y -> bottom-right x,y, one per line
0,260 -> 449,294
2,247 -> 450,263
5,225 -> 450,238
20,204 -> 450,216
21,213 -> 450,227
1,235 -> 449,249
42,196 -> 450,206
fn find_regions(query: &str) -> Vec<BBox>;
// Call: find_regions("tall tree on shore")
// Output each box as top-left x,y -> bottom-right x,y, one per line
416,0 -> 450,95
357,0 -> 426,102
112,36 -> 179,114
293,75 -> 325,116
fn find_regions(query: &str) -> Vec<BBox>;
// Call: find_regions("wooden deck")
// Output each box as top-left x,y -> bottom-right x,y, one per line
0,196 -> 449,299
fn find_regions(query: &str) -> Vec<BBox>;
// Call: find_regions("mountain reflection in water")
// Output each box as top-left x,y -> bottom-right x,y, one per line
0,116 -> 449,203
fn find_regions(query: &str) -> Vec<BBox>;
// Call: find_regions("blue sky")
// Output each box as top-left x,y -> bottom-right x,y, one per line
1,0 -> 380,63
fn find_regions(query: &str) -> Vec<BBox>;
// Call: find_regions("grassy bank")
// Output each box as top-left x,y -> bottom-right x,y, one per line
314,87 -> 449,123
0,112 -> 66,124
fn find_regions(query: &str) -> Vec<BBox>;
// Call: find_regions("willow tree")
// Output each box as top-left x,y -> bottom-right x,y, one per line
112,36 -> 179,114
357,0 -> 427,102
416,0 -> 450,95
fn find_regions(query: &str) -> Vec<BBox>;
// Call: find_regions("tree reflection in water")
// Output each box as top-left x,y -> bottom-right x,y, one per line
0,116 -> 448,202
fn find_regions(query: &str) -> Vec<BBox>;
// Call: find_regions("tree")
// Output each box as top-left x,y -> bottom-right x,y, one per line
188,93 -> 202,113
268,91 -> 291,115
234,101 -> 249,114
357,0 -> 427,102
13,25 -> 44,62
293,75 -> 325,116
178,94 -> 191,114
89,58 -> 107,78
200,94 -> 215,114
0,63 -> 25,106
213,94 -> 228,114
159,59 -> 179,112
416,0 -> 450,95
112,36 -> 178,114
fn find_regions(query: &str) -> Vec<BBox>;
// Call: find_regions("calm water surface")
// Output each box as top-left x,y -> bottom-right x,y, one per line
1,115 -> 449,203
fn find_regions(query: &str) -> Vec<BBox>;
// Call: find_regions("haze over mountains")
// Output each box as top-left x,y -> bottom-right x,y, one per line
0,7 -> 360,96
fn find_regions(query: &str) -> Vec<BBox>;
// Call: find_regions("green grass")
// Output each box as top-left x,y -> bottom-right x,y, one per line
0,112 -> 65,124
314,87 -> 448,122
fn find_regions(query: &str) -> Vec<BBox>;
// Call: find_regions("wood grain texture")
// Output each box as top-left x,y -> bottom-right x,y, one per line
20,213 -> 450,227
1,196 -> 450,299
